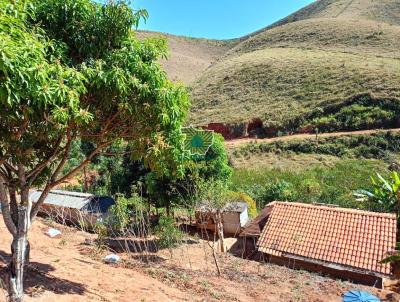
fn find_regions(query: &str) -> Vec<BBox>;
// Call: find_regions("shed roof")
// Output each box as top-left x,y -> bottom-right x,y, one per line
196,201 -> 247,213
29,190 -> 94,210
257,202 -> 397,276
240,203 -> 274,237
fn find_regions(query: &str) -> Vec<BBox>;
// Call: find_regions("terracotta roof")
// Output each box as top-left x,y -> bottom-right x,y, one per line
240,203 -> 274,237
257,202 -> 397,276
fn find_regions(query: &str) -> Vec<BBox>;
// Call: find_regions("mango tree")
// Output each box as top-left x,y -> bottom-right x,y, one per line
0,0 -> 189,301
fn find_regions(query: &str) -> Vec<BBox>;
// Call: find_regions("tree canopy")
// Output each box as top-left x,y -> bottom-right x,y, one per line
0,0 -> 189,300
0,0 -> 189,193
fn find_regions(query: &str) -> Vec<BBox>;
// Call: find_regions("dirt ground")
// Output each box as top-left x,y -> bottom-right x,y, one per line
224,128 -> 400,148
1,216 -> 399,302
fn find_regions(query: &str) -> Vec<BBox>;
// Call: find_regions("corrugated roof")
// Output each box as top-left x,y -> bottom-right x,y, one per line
257,202 -> 397,276
29,190 -> 94,210
196,201 -> 247,213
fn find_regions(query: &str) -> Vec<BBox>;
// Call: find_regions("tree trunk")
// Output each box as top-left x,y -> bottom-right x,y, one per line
215,210 -> 225,253
7,206 -> 30,302
83,166 -> 88,192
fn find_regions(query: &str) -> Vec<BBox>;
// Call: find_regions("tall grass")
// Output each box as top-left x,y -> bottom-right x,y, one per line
231,159 -> 388,210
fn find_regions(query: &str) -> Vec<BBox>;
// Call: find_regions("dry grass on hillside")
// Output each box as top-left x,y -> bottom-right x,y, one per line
251,0 -> 400,32
190,47 -> 400,125
187,0 -> 400,126
228,18 -> 400,59
136,31 -> 237,84
135,1 -> 400,127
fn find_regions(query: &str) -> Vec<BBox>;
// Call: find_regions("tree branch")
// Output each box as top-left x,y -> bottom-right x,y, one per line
3,161 -> 17,175
30,140 -> 111,220
29,133 -> 73,221
53,141 -> 111,187
27,134 -> 65,184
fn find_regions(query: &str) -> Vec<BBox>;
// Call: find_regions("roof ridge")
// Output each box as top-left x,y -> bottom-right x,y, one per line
272,201 -> 396,219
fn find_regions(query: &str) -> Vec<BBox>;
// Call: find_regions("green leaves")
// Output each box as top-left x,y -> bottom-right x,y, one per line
1,0 -> 189,190
32,0 -> 148,61
354,171 -> 400,212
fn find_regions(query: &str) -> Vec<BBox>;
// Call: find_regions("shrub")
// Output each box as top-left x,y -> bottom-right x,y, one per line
262,180 -> 297,205
228,191 -> 258,217
155,216 -> 184,249
105,194 -> 147,234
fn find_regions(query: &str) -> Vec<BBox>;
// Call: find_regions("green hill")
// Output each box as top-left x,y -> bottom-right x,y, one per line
186,0 -> 400,135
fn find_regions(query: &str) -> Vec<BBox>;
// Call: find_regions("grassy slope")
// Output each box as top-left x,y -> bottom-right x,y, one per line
136,31 -> 237,84
189,0 -> 400,125
229,131 -> 400,209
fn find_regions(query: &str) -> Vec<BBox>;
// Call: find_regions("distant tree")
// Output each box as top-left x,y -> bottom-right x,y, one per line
145,133 -> 232,214
0,1 -> 189,300
195,179 -> 230,254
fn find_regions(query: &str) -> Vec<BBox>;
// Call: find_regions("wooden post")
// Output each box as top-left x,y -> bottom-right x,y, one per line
215,210 -> 225,253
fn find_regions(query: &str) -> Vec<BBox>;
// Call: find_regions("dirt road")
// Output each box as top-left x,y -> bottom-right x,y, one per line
225,128 -> 400,148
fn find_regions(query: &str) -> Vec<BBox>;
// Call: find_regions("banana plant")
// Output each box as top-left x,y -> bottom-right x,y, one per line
354,171 -> 400,212
355,172 -> 400,266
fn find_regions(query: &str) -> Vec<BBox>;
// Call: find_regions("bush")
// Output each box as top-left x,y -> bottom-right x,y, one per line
155,216 -> 184,249
105,194 -> 147,234
228,191 -> 258,217
235,132 -> 400,160
232,159 -> 388,210
263,180 -> 297,205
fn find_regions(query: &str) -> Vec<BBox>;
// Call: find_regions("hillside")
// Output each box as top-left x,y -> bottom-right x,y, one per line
185,0 -> 400,136
1,216 -> 398,302
136,31 -> 237,84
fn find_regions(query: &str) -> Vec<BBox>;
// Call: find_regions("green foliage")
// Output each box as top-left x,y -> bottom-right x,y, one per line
105,194 -> 147,234
235,132 -> 400,160
32,0 -> 149,61
232,160 -> 387,210
354,171 -> 400,212
144,133 -> 232,212
195,178 -> 230,210
228,191 -> 257,217
238,180 -> 297,208
155,215 -> 183,249
310,104 -> 397,132
264,180 -> 297,204
0,0 -> 190,188
0,1 -> 88,170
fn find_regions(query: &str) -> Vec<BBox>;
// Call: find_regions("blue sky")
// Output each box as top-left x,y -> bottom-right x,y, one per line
134,0 -> 315,39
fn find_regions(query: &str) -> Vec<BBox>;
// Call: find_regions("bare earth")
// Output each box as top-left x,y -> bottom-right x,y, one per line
225,128 -> 400,149
1,216 -> 399,302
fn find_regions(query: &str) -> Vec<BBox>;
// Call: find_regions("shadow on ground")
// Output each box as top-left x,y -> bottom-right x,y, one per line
0,250 -> 86,297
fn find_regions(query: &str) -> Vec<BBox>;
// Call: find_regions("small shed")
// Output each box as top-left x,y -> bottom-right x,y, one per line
195,201 -> 249,237
237,203 -> 275,258
29,190 -> 115,229
257,202 -> 398,288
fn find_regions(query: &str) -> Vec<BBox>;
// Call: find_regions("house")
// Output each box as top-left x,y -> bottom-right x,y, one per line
29,190 -> 115,229
195,201 -> 249,236
253,202 -> 397,288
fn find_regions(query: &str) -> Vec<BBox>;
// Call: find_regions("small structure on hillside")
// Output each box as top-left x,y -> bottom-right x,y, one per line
29,190 -> 115,229
254,202 -> 397,288
237,203 -> 275,258
195,201 -> 248,237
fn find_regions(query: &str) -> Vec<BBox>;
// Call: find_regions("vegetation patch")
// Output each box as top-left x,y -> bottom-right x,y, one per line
231,159 -> 388,210
233,132 -> 400,160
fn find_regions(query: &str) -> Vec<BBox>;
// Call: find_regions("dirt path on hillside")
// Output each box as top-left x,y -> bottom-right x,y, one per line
0,218 -> 198,302
225,128 -> 400,148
